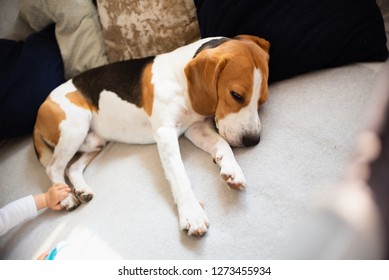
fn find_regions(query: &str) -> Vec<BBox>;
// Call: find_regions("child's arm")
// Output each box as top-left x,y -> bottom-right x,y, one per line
0,195 -> 37,236
0,183 -> 71,236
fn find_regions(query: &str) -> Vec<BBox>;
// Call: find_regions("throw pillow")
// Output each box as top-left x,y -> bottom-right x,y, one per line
194,0 -> 389,82
20,0 -> 109,79
96,0 -> 200,62
0,24 -> 64,138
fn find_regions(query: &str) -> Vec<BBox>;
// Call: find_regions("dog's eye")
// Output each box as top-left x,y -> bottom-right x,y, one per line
230,91 -> 245,104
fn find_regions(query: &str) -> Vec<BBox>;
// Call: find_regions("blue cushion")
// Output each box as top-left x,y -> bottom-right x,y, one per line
0,24 -> 64,138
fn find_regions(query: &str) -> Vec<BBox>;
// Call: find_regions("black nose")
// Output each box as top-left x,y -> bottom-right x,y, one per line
242,134 -> 261,147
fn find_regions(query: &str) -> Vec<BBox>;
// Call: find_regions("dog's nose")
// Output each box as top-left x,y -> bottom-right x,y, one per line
242,134 -> 260,147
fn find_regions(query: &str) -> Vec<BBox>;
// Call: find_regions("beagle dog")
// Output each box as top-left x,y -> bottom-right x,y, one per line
33,35 -> 270,236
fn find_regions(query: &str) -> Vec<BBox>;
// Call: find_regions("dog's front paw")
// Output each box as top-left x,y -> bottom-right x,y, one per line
60,193 -> 81,211
218,157 -> 247,190
178,200 -> 209,236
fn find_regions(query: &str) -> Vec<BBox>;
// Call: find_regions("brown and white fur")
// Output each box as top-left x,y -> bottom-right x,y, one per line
33,35 -> 270,236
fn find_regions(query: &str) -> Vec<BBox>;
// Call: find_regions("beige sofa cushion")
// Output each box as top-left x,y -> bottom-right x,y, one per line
96,0 -> 200,62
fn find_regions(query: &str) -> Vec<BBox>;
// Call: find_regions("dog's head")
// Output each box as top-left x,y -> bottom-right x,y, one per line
185,35 -> 270,147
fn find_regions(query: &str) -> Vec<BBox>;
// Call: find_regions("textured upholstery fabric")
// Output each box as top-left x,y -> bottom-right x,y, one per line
97,0 -> 200,62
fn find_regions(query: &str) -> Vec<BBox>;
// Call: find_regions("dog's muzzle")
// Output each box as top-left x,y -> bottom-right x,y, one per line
214,117 -> 261,148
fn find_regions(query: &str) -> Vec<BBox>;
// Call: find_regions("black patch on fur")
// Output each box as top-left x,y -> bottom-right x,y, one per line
72,56 -> 155,108
193,38 -> 229,58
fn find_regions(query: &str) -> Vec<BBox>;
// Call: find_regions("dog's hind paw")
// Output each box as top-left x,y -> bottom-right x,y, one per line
60,193 -> 81,211
75,189 -> 94,203
179,200 -> 210,236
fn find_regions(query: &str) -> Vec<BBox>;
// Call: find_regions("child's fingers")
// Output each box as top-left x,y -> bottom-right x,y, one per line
53,183 -> 70,189
37,252 -> 49,260
61,187 -> 72,193
54,184 -> 71,193
58,190 -> 70,200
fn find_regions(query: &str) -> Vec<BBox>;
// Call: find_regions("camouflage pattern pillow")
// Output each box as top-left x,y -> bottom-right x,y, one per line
96,0 -> 200,63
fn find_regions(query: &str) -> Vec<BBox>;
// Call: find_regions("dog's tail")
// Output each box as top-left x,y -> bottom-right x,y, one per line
33,128 -> 53,168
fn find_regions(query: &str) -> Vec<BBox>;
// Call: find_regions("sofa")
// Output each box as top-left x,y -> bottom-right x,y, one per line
1,0 -> 388,259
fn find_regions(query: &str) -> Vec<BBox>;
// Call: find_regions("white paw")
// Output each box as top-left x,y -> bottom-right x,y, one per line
218,157 -> 247,190
60,193 -> 81,211
178,199 -> 209,236
74,187 -> 94,203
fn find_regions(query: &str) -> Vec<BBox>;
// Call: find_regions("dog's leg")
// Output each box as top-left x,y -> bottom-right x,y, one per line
66,131 -> 105,203
155,126 -> 209,236
67,151 -> 100,203
46,119 -> 90,210
185,119 -> 247,190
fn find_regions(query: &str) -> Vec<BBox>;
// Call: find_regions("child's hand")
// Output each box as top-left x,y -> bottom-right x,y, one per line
37,252 -> 49,260
45,183 -> 72,210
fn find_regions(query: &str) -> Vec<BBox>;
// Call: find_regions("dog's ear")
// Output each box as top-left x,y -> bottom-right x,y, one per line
235,35 -> 270,105
259,71 -> 269,105
235,34 -> 270,58
185,50 -> 227,116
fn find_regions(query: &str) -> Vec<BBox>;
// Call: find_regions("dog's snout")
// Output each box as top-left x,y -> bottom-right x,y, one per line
242,134 -> 260,147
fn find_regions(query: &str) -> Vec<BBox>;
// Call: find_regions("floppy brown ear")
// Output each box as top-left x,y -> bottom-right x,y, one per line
235,34 -> 270,57
184,51 -> 227,116
259,74 -> 269,105
235,34 -> 270,104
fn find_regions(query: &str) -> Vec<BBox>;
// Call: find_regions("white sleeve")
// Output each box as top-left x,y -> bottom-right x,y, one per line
0,195 -> 38,236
